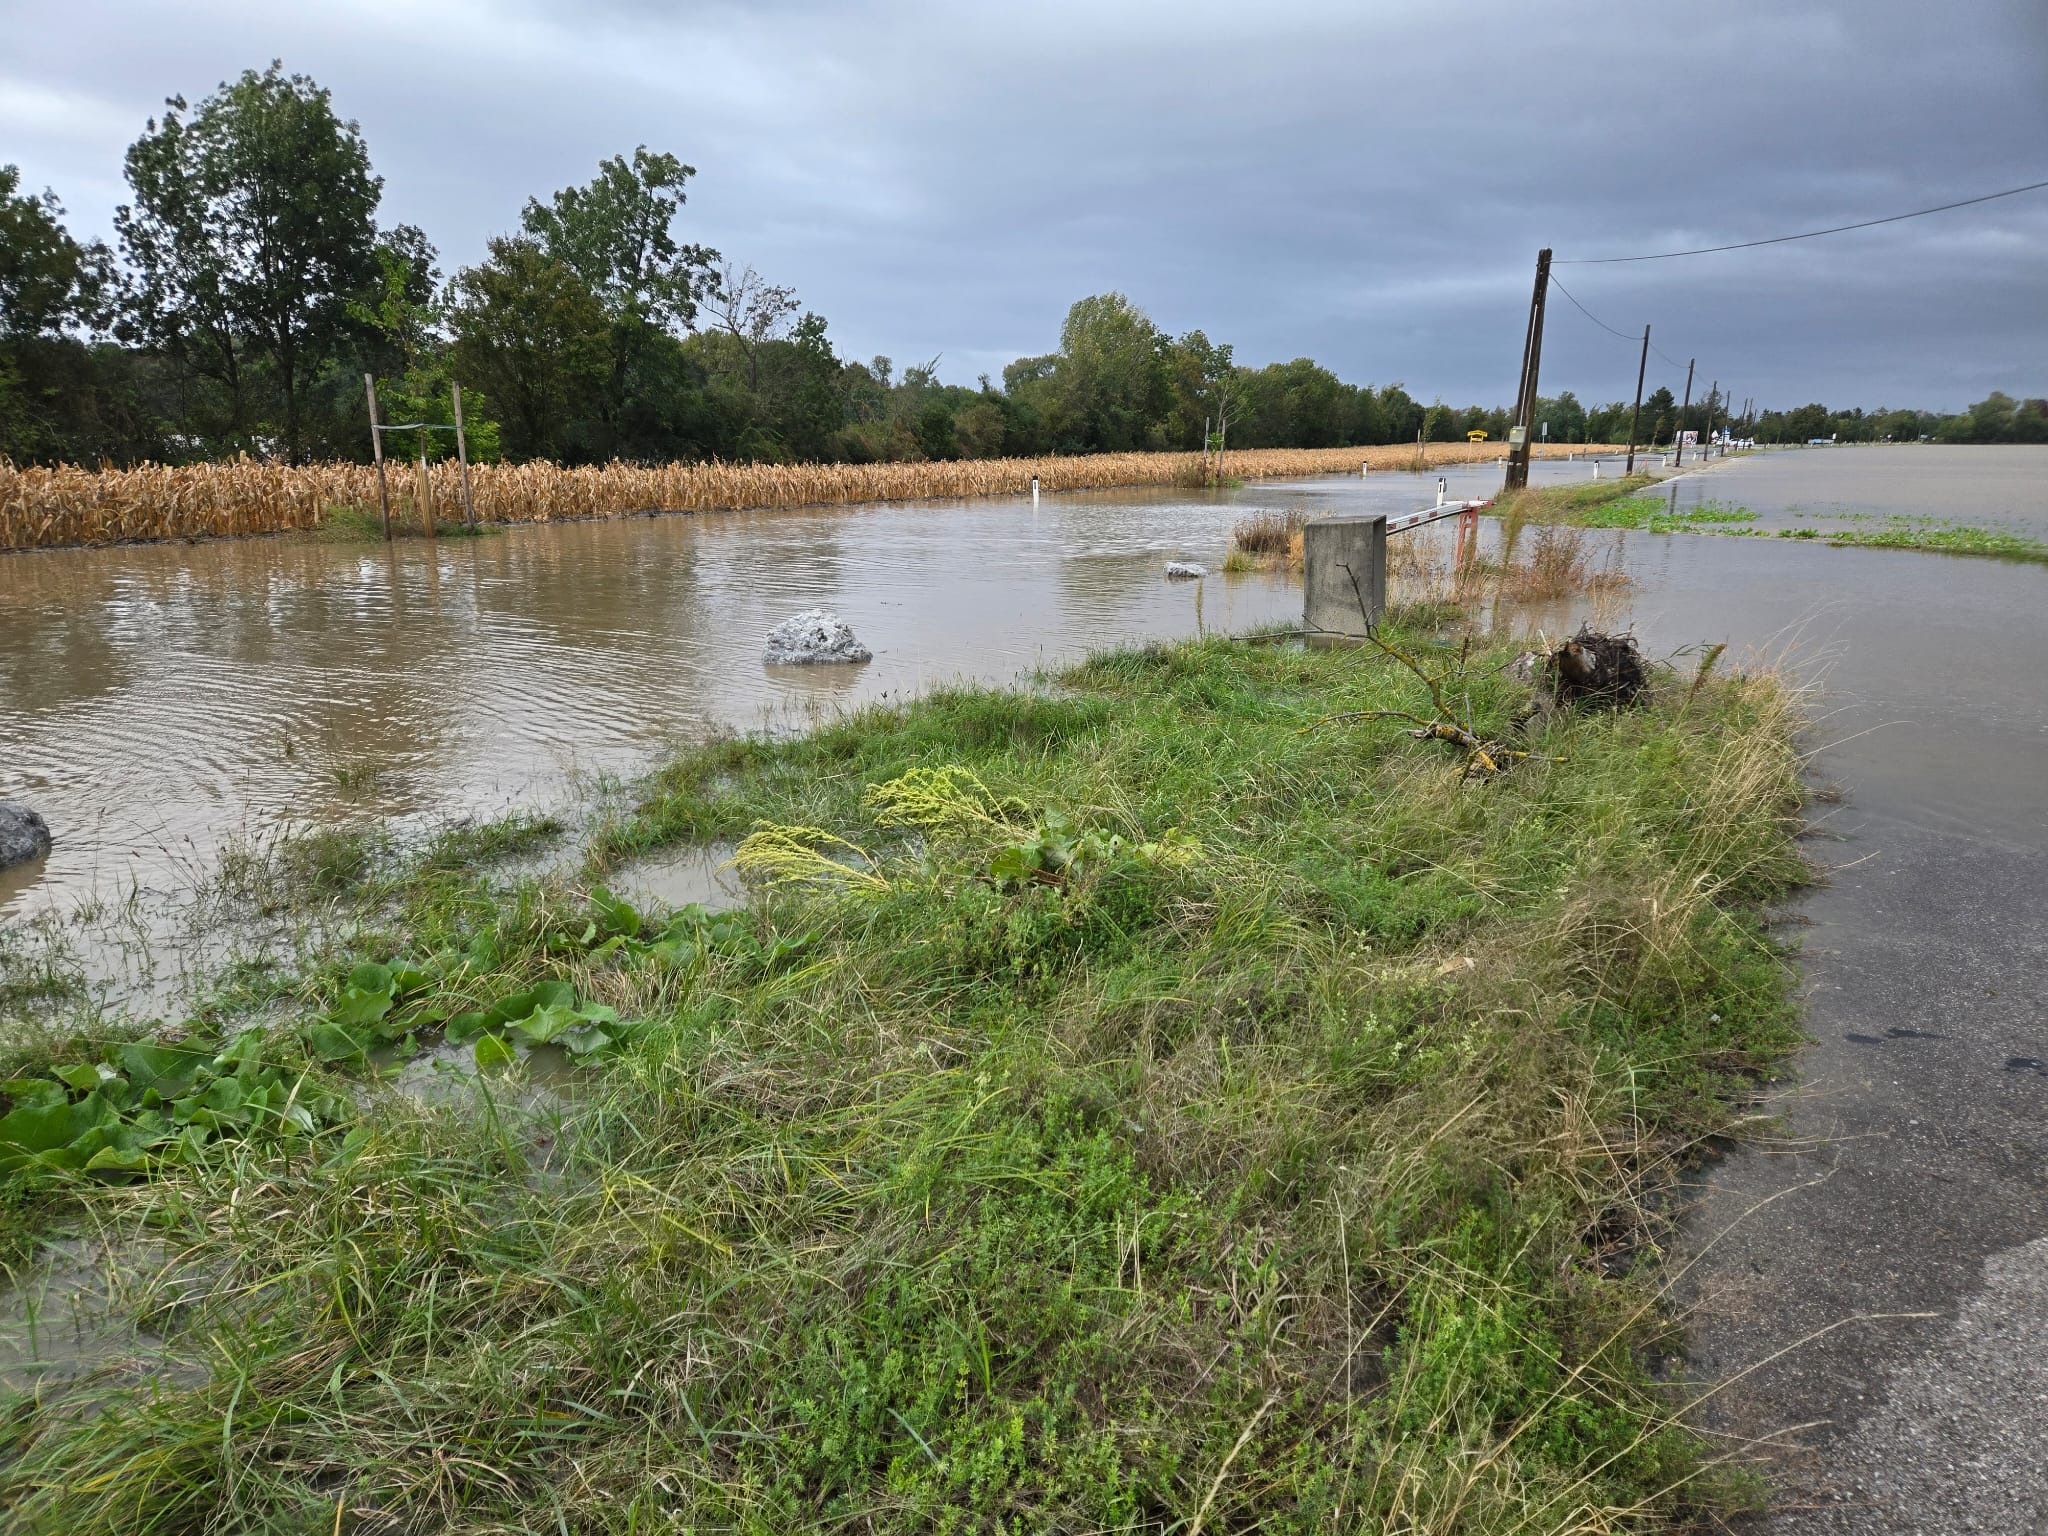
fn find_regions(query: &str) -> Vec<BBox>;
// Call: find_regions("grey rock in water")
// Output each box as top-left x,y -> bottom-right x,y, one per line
764,608 -> 873,666
1164,561 -> 1208,579
0,803 -> 52,870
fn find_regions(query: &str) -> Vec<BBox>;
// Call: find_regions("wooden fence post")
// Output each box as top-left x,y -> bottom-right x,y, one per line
364,373 -> 392,540
453,381 -> 477,525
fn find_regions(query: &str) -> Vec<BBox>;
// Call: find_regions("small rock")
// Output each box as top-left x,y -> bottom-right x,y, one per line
764,608 -> 873,666
1164,562 -> 1207,579
0,802 -> 52,870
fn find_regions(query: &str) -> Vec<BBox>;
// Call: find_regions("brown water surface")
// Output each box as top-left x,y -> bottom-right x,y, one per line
0,462 -> 1518,918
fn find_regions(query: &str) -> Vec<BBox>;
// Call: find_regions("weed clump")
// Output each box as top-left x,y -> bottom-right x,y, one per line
1227,509 -> 1308,571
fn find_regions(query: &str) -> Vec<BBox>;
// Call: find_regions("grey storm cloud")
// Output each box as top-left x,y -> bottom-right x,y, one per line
4,0 -> 2043,409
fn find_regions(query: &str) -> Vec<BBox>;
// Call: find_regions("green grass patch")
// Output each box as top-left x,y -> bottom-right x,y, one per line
1563,497 -> 1758,533
0,633 -> 1809,1532
422,811 -> 564,873
1496,479 -> 1758,536
316,501 -> 499,542
1768,520 -> 2048,563
1514,485 -> 2046,563
1504,474 -> 1658,517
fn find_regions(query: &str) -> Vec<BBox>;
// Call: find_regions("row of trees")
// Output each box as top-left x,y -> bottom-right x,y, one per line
3,64 -> 2041,469
1746,393 -> 2048,445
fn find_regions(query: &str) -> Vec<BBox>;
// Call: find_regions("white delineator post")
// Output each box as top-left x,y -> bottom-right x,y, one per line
1030,474 -> 1040,507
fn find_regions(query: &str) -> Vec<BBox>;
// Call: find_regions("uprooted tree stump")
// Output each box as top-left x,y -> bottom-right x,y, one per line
1544,629 -> 1646,708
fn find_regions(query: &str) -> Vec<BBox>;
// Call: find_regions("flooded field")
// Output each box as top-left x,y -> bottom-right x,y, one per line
3,445 -> 2044,926
0,456 -> 1520,918
1660,442 -> 2048,539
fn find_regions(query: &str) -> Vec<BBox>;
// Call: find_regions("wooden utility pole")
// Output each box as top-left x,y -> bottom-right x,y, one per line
453,381 -> 477,525
1703,380 -> 1719,457
1674,358 -> 1696,466
416,427 -> 435,541
1504,247 -> 1553,492
1624,325 -> 1650,476
364,373 -> 392,540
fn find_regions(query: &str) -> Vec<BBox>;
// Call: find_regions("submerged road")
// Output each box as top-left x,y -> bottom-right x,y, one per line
1690,828 -> 2048,1534
1652,449 -> 2048,1535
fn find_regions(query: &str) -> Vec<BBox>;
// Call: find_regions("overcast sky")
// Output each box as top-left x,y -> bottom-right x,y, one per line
5,0 -> 2044,411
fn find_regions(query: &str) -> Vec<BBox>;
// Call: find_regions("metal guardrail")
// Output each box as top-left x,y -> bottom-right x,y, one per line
1386,481 -> 1493,536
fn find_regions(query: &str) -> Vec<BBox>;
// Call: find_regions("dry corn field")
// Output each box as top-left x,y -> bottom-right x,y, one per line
0,442 -> 1624,551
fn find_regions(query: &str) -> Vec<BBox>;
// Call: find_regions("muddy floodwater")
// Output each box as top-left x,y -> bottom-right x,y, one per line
0,455 -> 1534,916
3,445 -> 2045,927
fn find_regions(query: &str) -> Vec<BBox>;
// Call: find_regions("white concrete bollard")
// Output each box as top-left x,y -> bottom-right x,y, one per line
1030,475 -> 1039,507
1436,476 -> 1447,507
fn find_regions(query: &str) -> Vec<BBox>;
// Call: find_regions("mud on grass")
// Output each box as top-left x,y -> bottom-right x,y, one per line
0,632 -> 1810,1533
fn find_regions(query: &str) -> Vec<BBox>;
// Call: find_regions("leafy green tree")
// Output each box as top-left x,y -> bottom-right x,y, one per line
1639,386 -> 1676,444
447,237 -> 610,461
349,225 -> 439,376
1162,329 -> 1242,449
1,166 -> 111,338
1933,390 -> 2048,444
1370,384 -> 1423,445
1534,391 -> 1586,444
521,147 -> 718,448
914,398 -> 960,460
116,63 -> 382,460
954,390 -> 1010,458
1871,407 -> 1925,442
1781,402 -> 1831,442
1051,293 -> 1168,451
522,148 -> 715,335
766,311 -> 847,460
0,165 -> 134,463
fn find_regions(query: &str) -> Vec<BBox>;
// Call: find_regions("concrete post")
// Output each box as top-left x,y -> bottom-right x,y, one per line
1303,514 -> 1386,637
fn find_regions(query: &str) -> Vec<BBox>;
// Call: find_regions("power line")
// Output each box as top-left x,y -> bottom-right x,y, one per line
1548,277 -> 1639,342
1557,177 -> 2048,264
1549,276 -> 1688,371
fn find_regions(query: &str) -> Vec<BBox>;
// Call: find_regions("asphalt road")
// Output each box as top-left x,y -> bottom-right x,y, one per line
1684,819 -> 2048,1534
